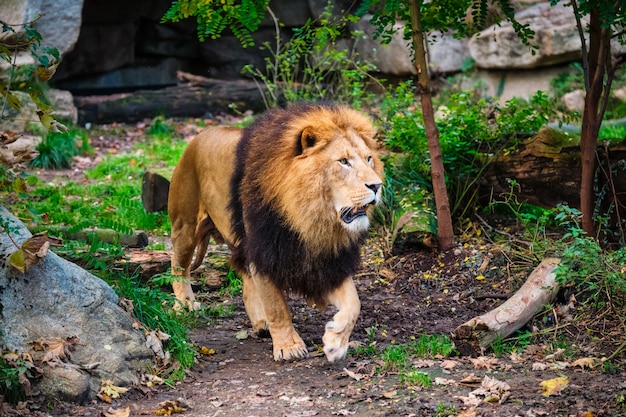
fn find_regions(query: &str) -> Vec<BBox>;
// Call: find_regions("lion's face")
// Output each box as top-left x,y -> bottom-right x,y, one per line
260,106 -> 384,250
325,129 -> 383,235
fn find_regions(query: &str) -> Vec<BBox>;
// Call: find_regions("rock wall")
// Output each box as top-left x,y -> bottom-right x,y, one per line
2,0 -> 617,104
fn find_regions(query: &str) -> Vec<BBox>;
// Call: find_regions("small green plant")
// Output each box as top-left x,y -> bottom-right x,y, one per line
400,368 -> 431,389
490,330 -> 532,356
0,354 -> 27,404
30,128 -> 87,169
434,402 -> 458,417
554,205 -> 626,308
242,1 -> 379,108
219,269 -> 242,297
411,334 -> 456,357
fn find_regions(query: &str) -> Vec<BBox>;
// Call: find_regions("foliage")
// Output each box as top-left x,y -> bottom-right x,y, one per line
30,128 -> 89,170
161,0 -> 269,47
379,82 -> 559,222
356,0 -> 535,48
0,16 -> 64,134
554,205 -> 626,308
0,354 -> 28,404
242,3 -> 379,108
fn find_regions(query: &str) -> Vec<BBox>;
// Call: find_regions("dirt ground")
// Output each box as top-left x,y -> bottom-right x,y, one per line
5,120 -> 626,417
6,238 -> 625,417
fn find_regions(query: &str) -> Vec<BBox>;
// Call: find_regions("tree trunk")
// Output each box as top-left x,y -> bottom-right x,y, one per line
579,6 -> 610,236
409,0 -> 455,250
453,258 -> 561,356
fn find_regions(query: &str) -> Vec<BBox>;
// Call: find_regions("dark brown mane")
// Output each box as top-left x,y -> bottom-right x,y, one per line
228,103 -> 367,303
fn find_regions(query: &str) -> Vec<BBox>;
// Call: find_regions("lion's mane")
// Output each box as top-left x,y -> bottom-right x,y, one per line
228,103 -> 377,305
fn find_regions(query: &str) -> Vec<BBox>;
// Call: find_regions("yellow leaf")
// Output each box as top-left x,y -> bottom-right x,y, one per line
100,379 -> 130,399
199,346 -> 215,355
540,376 -> 569,396
153,399 -> 189,416
475,274 -> 485,281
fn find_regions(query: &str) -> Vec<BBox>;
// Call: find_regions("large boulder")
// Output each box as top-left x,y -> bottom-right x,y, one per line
468,2 -> 583,70
0,207 -> 153,403
0,0 -> 84,57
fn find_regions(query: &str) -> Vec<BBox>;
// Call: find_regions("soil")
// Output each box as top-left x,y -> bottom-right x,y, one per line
4,120 -> 625,417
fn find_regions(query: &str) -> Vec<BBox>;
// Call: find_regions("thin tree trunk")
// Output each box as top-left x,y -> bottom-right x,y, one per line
580,6 -> 610,236
409,0 -> 455,250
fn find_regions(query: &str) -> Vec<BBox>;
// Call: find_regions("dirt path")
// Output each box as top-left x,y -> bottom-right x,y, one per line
29,243 -> 624,417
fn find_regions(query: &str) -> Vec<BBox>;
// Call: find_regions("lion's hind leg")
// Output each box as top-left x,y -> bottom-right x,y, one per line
321,278 -> 361,362
243,270 -> 308,361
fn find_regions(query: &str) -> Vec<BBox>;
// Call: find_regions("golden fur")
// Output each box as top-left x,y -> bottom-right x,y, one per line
168,103 -> 383,362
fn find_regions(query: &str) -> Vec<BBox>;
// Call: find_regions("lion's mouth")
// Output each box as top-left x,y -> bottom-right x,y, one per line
340,203 -> 373,224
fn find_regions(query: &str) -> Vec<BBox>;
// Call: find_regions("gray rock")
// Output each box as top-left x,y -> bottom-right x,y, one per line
427,32 -> 470,74
0,207 -> 153,403
0,0 -> 85,57
469,2 -> 583,69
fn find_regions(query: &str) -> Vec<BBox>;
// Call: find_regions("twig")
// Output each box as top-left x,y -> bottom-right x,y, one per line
474,213 -> 531,246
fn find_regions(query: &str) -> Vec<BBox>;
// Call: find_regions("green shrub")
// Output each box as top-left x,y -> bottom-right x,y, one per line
30,128 -> 87,169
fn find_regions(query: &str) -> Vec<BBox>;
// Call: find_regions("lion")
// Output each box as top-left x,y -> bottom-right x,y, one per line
168,103 -> 383,362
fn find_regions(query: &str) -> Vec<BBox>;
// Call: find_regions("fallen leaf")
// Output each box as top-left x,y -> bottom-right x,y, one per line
382,390 -> 397,399
235,329 -> 249,340
459,374 -> 482,384
153,398 -> 190,416
343,367 -> 363,381
103,406 -> 130,417
571,357 -> 597,370
434,377 -> 456,386
146,331 -> 166,358
440,359 -> 460,370
199,346 -> 215,355
31,336 -> 78,365
99,379 -> 129,400
469,356 -> 498,370
9,232 -> 62,273
540,376 -> 569,396
532,362 -> 549,371
545,348 -> 566,361
413,359 -> 435,368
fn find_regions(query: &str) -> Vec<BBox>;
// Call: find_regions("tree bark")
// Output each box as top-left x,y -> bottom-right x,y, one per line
453,258 -> 561,356
409,0 -> 455,250
579,6 -> 610,236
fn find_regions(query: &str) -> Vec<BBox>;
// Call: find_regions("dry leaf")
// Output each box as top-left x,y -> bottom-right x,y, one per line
343,367 -> 363,381
103,406 -> 131,417
532,362 -> 549,371
459,374 -> 482,384
440,359 -> 460,370
146,331 -> 166,359
9,232 -> 62,273
413,359 -> 435,368
571,357 -> 597,370
153,398 -> 190,416
32,336 -> 78,365
540,376 -> 569,396
434,377 -> 456,386
469,356 -> 498,370
235,329 -> 249,340
545,348 -> 566,361
99,380 -> 130,400
382,390 -> 397,399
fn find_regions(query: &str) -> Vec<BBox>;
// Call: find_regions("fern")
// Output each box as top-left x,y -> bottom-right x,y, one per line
162,0 -> 270,47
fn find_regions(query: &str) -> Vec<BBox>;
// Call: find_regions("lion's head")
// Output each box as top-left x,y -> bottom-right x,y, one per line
242,104 -> 384,253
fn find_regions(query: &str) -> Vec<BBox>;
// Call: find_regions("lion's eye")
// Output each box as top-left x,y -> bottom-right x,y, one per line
366,156 -> 373,165
339,158 -> 351,167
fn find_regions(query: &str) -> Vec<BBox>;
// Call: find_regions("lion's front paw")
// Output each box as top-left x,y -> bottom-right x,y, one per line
173,299 -> 201,312
272,331 -> 308,361
322,321 -> 349,363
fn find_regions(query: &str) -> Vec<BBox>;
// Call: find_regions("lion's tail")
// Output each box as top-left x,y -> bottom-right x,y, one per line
189,215 -> 225,272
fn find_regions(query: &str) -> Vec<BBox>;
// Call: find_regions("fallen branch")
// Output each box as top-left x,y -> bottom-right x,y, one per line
453,258 -> 561,356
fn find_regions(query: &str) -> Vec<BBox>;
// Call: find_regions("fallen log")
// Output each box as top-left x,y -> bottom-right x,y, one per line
38,226 -> 149,248
74,72 -> 267,124
453,258 -> 561,356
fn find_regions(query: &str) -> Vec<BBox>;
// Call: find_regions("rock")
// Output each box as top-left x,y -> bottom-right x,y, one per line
49,89 -> 78,124
427,32 -> 470,74
0,207 -> 153,403
613,86 -> 626,102
352,15 -> 416,76
469,2 -> 584,70
562,89 -> 586,112
0,0 -> 84,57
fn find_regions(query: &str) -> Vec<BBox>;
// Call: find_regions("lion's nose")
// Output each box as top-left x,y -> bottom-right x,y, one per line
366,183 -> 381,194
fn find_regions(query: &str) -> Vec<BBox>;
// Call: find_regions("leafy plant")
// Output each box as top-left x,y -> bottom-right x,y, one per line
0,16 -> 64,133
30,128 -> 87,169
241,2 -> 380,108
161,0 -> 269,47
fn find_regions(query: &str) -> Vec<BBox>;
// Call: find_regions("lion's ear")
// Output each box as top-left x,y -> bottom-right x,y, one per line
297,127 -> 317,156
